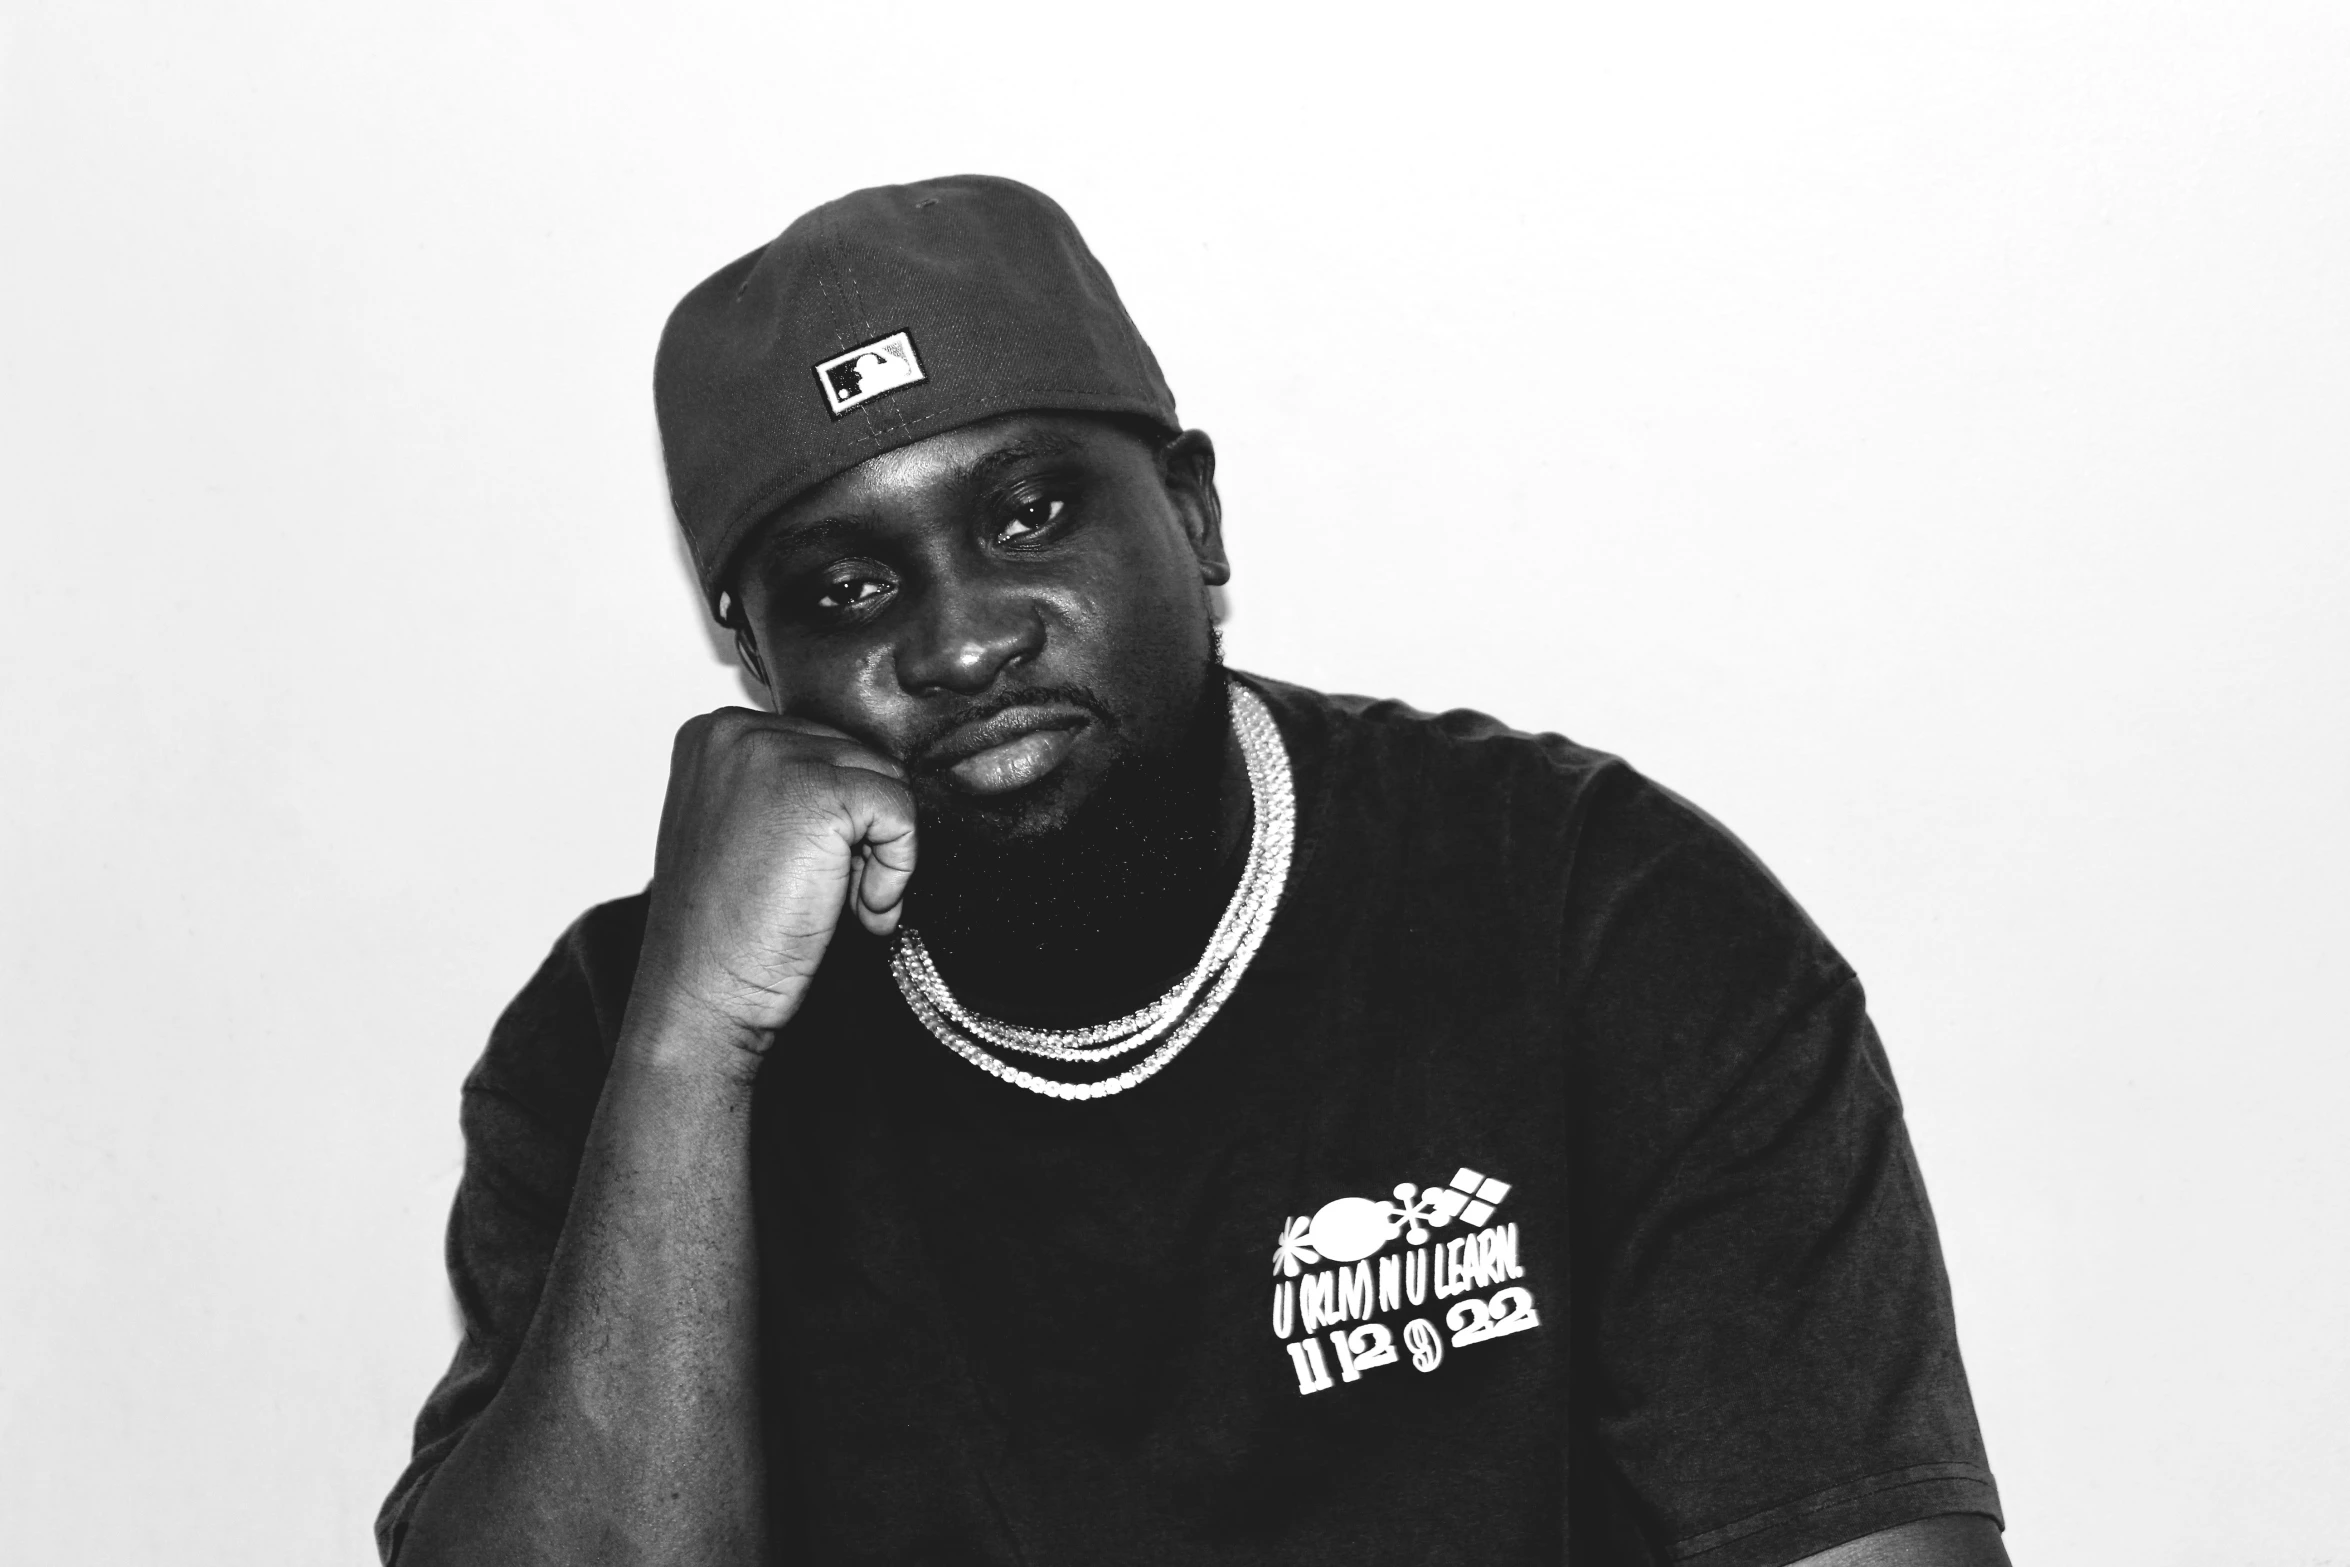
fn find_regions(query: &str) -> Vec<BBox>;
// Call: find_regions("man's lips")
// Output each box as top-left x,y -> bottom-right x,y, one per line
918,704 -> 1093,795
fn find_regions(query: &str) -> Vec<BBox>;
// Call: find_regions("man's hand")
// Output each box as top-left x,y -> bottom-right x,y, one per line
629,707 -> 918,1070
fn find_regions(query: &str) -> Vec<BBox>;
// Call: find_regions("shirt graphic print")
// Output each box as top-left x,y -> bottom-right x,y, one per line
1272,1164 -> 1540,1394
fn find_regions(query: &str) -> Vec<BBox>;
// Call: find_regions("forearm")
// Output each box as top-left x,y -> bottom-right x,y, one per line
1788,1515 -> 2010,1567
400,1007 -> 768,1567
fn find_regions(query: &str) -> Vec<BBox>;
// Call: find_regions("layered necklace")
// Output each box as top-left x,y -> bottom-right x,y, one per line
889,681 -> 1295,1101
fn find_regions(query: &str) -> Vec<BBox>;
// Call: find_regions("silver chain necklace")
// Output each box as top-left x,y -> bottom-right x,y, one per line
889,681 -> 1295,1101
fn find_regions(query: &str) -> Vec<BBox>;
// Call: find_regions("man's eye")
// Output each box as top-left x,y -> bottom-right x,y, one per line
812,575 -> 891,612
996,497 -> 1065,542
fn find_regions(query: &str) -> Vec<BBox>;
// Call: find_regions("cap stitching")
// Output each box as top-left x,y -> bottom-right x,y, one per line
829,221 -> 900,440
806,211 -> 850,375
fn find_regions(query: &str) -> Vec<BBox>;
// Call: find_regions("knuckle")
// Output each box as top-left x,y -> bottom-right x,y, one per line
678,706 -> 757,749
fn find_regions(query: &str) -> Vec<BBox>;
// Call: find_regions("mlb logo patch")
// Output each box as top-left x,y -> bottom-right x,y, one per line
814,331 -> 925,417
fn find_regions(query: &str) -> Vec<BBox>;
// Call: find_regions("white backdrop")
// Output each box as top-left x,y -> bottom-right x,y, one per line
5,2 -> 2346,1562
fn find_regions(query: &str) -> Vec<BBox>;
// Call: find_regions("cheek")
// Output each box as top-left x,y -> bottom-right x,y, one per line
1048,553 -> 1207,673
1041,535 -> 1214,742
1092,509 -> 1214,636
762,635 -> 904,727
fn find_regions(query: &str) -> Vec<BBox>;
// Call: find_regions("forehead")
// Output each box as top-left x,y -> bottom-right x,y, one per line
740,412 -> 1149,560
808,413 -> 1094,506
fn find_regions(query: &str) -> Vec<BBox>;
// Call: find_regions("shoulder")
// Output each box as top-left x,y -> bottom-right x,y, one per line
460,891 -> 650,1157
1563,766 -> 1844,996
1243,672 -> 1853,1098
1241,672 -> 1824,945
1243,670 -> 1624,803
1239,672 -> 1626,888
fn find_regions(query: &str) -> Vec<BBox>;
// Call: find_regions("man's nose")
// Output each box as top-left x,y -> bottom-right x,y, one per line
894,580 -> 1046,696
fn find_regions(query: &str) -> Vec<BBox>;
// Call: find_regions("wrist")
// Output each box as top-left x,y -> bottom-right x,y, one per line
616,977 -> 774,1089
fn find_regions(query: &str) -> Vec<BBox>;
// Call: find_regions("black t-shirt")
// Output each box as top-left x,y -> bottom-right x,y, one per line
379,676 -> 2001,1566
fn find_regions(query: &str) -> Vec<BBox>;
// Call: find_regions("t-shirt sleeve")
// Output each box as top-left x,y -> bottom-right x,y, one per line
374,899 -> 641,1565
1562,774 -> 2000,1567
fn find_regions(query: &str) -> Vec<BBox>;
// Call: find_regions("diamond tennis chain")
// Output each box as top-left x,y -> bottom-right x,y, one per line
889,681 -> 1295,1101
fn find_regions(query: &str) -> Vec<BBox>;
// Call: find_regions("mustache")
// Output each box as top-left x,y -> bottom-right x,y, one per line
901,684 -> 1122,773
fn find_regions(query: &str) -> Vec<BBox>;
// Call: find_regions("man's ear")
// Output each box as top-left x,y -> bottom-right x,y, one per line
732,622 -> 771,688
1160,429 -> 1229,587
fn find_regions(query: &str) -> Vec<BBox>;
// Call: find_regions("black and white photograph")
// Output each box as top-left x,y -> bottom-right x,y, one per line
4,4 -> 2345,1563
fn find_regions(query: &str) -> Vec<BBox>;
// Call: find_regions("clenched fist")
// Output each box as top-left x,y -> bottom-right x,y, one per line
623,707 -> 917,1076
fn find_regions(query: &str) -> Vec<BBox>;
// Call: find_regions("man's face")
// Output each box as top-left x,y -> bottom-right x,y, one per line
732,412 -> 1228,840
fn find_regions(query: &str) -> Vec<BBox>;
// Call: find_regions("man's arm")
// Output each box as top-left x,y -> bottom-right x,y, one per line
394,710 -> 918,1566
396,1009 -> 766,1566
1791,1514 -> 2010,1567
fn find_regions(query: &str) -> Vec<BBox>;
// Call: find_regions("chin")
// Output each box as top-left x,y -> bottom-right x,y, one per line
915,766 -> 1097,846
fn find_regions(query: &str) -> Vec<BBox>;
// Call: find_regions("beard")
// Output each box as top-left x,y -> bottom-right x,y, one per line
905,647 -> 1237,1024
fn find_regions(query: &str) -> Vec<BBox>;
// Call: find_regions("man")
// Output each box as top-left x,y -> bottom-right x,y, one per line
380,175 -> 2007,1566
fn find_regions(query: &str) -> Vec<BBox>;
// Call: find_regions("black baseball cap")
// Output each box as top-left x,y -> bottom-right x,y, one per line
655,174 -> 1181,619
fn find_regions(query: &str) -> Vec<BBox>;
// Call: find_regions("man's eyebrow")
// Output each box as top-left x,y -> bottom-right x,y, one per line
747,513 -> 877,565
957,431 -> 1086,490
